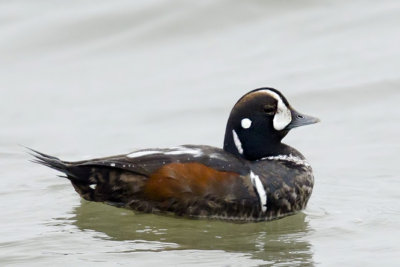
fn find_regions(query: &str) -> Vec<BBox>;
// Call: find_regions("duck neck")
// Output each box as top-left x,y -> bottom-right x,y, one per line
223,126 -> 289,161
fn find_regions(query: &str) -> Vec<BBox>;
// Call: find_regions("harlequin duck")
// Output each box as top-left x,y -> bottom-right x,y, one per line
31,88 -> 319,222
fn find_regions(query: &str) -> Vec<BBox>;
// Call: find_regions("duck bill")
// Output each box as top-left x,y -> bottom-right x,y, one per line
285,109 -> 320,130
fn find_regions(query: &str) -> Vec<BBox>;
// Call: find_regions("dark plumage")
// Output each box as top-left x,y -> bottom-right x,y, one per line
30,87 -> 319,222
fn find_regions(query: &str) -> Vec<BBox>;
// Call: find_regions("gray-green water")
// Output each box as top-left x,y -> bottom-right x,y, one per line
1,1 -> 400,266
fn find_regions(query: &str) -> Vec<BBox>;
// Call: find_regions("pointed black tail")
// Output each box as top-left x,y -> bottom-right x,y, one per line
28,148 -> 143,205
28,147 -> 100,201
28,148 -> 78,179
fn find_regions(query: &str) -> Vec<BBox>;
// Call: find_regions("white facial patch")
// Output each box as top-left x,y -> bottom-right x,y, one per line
260,89 -> 292,131
250,171 -> 267,213
232,130 -> 243,154
241,118 -> 252,129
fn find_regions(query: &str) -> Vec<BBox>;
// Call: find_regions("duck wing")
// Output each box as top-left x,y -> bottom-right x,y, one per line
30,146 -> 262,220
76,145 -> 250,176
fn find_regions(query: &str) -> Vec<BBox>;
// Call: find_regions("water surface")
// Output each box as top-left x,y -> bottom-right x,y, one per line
1,1 -> 399,266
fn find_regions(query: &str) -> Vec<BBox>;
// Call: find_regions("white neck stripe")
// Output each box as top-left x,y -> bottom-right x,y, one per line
232,130 -> 243,154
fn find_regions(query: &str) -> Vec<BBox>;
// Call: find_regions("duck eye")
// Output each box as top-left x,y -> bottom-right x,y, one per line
263,105 -> 276,115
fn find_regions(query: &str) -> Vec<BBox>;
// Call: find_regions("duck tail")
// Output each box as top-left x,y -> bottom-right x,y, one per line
28,147 -> 100,201
28,148 -> 77,178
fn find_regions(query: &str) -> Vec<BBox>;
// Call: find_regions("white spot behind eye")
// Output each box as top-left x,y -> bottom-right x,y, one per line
241,118 -> 252,129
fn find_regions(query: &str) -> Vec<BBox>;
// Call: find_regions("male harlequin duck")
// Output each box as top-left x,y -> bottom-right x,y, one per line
31,88 -> 319,222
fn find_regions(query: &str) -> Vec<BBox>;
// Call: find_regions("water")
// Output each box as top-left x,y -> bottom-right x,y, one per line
1,1 -> 400,266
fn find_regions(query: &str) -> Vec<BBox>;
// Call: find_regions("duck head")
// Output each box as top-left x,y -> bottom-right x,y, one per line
223,88 -> 320,160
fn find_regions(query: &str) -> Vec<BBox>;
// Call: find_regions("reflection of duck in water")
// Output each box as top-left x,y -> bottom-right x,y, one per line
31,88 -> 319,221
71,200 -> 313,265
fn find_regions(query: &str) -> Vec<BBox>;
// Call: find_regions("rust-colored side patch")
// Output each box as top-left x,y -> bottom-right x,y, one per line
143,162 -> 241,202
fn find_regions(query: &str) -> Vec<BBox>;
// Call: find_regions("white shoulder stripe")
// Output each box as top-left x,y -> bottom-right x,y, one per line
127,150 -> 161,158
164,147 -> 202,156
250,171 -> 267,213
127,146 -> 203,158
